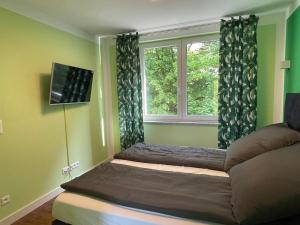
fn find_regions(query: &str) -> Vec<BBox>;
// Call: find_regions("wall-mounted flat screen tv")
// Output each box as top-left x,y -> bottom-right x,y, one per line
49,63 -> 93,105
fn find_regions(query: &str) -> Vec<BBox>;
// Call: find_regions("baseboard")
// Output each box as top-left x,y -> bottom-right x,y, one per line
0,187 -> 64,225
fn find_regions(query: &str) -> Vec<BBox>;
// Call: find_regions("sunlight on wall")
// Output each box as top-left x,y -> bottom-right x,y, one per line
97,37 -> 107,148
101,117 -> 106,147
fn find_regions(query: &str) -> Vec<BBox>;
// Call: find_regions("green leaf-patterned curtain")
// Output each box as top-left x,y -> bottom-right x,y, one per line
218,15 -> 259,149
116,33 -> 144,150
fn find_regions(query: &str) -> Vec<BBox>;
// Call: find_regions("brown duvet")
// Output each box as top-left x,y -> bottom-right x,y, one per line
114,143 -> 226,171
61,162 -> 236,225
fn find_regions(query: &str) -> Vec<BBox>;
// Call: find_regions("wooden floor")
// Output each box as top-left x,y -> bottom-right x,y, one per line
12,199 -> 55,225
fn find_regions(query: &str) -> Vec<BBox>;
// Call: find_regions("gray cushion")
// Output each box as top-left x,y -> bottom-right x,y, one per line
230,143 -> 300,225
224,123 -> 300,171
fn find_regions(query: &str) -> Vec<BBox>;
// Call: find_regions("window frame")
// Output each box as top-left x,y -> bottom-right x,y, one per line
140,34 -> 220,125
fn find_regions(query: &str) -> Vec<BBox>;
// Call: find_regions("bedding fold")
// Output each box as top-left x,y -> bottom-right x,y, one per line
61,162 -> 236,225
114,143 -> 226,171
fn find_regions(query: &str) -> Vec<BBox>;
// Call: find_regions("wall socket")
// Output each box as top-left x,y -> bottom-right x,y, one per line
1,195 -> 10,206
62,161 -> 80,175
70,161 -> 80,170
62,166 -> 71,175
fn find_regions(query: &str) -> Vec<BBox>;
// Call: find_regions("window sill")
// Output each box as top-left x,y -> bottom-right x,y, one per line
143,120 -> 219,126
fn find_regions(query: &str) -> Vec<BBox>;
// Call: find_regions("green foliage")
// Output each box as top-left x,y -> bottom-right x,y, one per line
144,40 -> 219,116
144,47 -> 178,115
187,41 -> 219,115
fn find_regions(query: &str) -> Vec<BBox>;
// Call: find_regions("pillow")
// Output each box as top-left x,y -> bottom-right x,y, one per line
224,123 -> 300,171
229,143 -> 300,225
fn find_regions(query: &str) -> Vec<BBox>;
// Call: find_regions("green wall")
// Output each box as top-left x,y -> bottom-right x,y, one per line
110,24 -> 277,150
110,45 -> 121,152
285,6 -> 300,93
0,7 -> 107,220
144,124 -> 217,148
257,25 -> 276,128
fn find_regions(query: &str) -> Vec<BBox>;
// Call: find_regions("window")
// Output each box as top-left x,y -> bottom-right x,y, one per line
140,35 -> 219,124
143,44 -> 179,115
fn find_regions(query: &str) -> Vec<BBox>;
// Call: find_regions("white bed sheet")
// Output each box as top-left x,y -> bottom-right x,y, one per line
53,159 -> 228,225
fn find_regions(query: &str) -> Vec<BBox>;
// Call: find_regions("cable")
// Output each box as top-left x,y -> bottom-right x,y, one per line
63,104 -> 71,178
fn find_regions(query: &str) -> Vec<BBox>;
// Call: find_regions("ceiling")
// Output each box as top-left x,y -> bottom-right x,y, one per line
0,0 -> 295,39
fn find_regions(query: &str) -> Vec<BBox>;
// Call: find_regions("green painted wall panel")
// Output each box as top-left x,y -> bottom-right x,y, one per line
110,46 -> 121,153
110,24 -> 277,150
285,6 -> 300,93
144,124 -> 218,148
257,25 -> 276,128
0,7 -> 106,220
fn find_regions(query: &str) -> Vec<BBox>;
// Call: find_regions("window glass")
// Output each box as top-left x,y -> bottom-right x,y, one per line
186,40 -> 219,116
144,46 -> 178,115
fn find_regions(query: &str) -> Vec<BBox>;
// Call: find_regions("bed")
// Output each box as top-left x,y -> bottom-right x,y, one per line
53,159 -> 228,225
52,93 -> 300,225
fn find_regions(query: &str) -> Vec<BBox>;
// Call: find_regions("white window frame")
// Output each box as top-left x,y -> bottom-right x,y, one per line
140,34 -> 220,125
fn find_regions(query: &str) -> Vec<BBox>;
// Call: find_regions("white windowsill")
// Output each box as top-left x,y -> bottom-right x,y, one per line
143,120 -> 219,126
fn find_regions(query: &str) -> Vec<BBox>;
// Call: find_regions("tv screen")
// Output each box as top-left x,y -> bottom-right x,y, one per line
49,63 -> 93,105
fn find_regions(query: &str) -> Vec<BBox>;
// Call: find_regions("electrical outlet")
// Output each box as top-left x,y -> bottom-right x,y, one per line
62,166 -> 71,175
70,161 -> 80,170
1,195 -> 10,206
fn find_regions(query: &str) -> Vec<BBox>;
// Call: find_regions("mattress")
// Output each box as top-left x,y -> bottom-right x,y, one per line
53,159 -> 228,225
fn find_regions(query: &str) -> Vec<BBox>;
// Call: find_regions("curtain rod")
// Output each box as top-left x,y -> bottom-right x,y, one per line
98,7 -> 286,39
99,21 -> 218,39
98,21 -> 219,39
